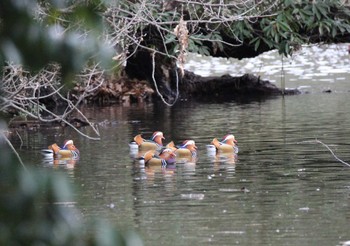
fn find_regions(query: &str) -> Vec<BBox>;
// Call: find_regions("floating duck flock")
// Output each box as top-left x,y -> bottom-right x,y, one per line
129,131 -> 239,167
41,131 -> 238,167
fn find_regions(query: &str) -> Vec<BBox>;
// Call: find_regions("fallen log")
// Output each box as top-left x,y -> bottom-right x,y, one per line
180,71 -> 301,100
148,70 -> 301,103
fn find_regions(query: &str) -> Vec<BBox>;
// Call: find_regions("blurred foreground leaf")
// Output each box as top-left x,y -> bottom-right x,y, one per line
0,0 -> 114,83
0,122 -> 143,245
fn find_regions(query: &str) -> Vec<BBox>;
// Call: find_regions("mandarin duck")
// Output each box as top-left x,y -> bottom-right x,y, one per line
210,134 -> 238,154
143,149 -> 177,179
42,140 -> 80,159
141,149 -> 176,168
167,140 -> 197,162
132,131 -> 165,152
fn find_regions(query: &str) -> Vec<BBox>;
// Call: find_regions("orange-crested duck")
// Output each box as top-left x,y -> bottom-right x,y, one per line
42,140 -> 80,159
132,131 -> 165,152
141,149 -> 176,168
168,140 -> 197,162
210,134 -> 238,154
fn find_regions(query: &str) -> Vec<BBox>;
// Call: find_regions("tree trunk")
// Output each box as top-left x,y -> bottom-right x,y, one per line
125,49 -> 179,103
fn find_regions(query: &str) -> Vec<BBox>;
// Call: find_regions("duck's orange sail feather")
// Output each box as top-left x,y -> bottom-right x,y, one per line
211,138 -> 221,149
134,134 -> 145,145
211,138 -> 234,153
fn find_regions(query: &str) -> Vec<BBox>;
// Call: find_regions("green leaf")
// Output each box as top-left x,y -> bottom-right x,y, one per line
338,24 -> 345,34
318,23 -> 324,35
249,37 -> 259,45
254,38 -> 261,51
331,26 -> 337,37
278,21 -> 292,32
283,0 -> 294,8
165,34 -> 177,44
292,8 -> 299,15
262,37 -> 275,49
285,43 -> 290,56
302,7 -> 313,16
323,21 -> 331,34
345,24 -> 350,33
316,3 -> 329,18
312,4 -> 321,20
280,32 -> 288,39
262,24 -> 271,33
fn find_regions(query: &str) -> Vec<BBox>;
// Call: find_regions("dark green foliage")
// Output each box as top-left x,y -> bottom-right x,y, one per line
134,0 -> 350,58
111,0 -> 350,61
0,0 -> 113,83
247,0 -> 350,56
0,144 -> 79,245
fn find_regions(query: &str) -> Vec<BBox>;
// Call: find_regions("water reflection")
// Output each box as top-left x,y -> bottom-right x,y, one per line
185,44 -> 350,94
105,96 -> 349,245
42,157 -> 78,169
13,92 -> 350,246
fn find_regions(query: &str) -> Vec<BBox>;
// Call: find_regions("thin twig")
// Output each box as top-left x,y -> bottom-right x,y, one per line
15,130 -> 23,149
0,130 -> 28,171
151,52 -> 179,106
299,140 -> 350,167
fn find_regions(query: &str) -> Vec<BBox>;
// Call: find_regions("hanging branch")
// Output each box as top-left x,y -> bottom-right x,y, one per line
174,16 -> 189,77
299,140 -> 350,168
151,52 -> 179,106
1,63 -> 101,140
0,127 -> 27,171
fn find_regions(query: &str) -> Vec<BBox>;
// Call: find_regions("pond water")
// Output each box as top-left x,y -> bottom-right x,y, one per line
13,44 -> 350,246
186,43 -> 350,94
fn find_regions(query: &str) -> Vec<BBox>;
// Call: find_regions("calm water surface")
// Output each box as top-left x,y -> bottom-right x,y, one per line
14,44 -> 350,246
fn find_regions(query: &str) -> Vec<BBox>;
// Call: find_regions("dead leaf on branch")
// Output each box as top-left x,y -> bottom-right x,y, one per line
174,16 -> 189,77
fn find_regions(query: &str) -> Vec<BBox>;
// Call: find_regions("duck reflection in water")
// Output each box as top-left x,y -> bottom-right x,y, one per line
42,157 -> 77,169
212,152 -> 237,169
144,164 -> 177,181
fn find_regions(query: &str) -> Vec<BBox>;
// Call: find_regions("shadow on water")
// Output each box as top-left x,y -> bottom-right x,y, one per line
183,93 -> 282,104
